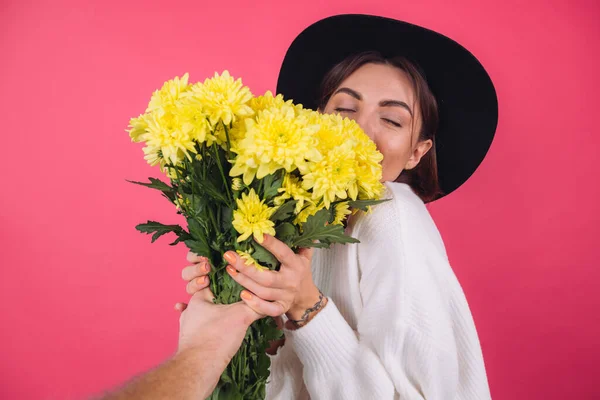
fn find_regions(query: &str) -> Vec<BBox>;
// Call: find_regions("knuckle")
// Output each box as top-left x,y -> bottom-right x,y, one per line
240,308 -> 256,326
269,305 -> 284,317
196,262 -> 207,276
236,258 -> 248,271
277,301 -> 289,314
186,281 -> 196,295
262,273 -> 275,288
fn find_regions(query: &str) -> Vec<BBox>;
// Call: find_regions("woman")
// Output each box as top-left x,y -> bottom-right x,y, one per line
181,14 -> 497,399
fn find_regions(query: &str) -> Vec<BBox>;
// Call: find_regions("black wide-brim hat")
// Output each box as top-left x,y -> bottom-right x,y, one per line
276,14 -> 498,199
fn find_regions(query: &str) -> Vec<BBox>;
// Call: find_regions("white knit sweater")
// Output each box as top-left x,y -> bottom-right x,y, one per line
265,182 -> 491,400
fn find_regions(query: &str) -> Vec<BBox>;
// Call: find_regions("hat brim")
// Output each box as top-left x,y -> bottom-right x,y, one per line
276,14 -> 498,199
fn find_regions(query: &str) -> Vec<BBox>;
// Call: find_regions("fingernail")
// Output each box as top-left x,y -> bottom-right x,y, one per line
196,276 -> 206,285
226,265 -> 238,276
240,291 -> 252,301
201,262 -> 209,273
223,251 -> 236,264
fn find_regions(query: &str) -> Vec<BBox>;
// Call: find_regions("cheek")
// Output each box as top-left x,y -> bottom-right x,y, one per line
377,134 -> 413,178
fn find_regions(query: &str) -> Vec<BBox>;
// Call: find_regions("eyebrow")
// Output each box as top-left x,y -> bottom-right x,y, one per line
333,87 -> 413,117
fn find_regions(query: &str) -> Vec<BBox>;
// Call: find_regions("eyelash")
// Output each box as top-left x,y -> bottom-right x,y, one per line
334,108 -> 403,128
384,119 -> 402,128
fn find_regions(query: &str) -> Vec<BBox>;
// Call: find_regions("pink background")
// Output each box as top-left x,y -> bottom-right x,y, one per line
1,0 -> 599,399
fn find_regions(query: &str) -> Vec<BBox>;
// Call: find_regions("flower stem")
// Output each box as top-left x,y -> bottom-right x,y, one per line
212,143 -> 233,205
223,123 -> 233,157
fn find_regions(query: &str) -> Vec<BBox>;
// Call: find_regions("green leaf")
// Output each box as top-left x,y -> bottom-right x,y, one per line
221,206 -> 233,227
183,193 -> 209,213
194,177 -> 229,204
184,239 -> 211,258
220,370 -> 233,384
127,177 -> 172,192
185,218 -> 211,257
169,236 -> 186,246
347,198 -> 391,211
261,171 -> 284,200
292,209 -> 360,248
271,200 -> 296,222
275,222 -> 297,246
135,221 -> 185,243
128,178 -> 177,203
251,241 -> 278,269
190,156 -> 230,205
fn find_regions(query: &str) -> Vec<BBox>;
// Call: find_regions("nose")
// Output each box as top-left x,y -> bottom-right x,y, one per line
355,110 -> 377,143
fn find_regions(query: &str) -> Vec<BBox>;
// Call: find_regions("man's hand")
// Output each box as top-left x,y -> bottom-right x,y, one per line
100,288 -> 261,400
177,288 -> 261,375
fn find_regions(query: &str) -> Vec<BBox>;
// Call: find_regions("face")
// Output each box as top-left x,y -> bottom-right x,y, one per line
323,63 -> 432,182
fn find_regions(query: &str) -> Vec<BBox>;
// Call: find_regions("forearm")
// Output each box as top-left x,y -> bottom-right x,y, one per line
99,348 -> 225,400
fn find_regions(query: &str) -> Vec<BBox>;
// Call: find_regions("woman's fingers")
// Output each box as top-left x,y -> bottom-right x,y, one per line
224,251 -> 282,288
225,265 -> 283,301
186,275 -> 210,295
181,260 -> 210,281
186,251 -> 208,264
240,290 -> 286,317
259,235 -> 297,267
174,302 -> 188,312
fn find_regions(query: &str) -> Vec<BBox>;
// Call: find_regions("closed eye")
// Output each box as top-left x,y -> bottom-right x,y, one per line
383,118 -> 402,128
334,107 -> 356,113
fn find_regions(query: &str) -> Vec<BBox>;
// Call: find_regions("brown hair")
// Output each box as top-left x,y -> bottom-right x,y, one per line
317,51 -> 442,202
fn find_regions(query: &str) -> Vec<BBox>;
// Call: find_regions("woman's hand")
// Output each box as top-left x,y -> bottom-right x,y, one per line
223,234 -> 324,326
177,250 -> 286,354
180,252 -> 212,297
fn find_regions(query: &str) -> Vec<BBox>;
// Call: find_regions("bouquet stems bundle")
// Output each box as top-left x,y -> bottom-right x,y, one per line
127,72 -> 386,399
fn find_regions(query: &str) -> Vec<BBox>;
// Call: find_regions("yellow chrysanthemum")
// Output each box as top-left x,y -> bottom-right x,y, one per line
313,112 -> 346,153
140,107 -> 199,166
231,178 -> 243,191
146,73 -> 191,113
188,71 -> 254,127
224,118 -> 248,149
294,203 -> 321,225
127,114 -> 149,142
302,141 -> 357,209
176,99 -> 213,145
249,91 -> 288,113
332,202 -> 352,225
249,90 -> 307,115
129,74 -> 216,171
236,250 -> 268,271
229,105 -> 321,185
174,194 -> 191,211
232,189 -> 276,243
274,174 -> 313,213
343,118 -> 385,198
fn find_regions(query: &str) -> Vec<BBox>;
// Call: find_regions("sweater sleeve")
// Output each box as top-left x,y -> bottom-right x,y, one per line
265,339 -> 309,399
283,201 -> 461,399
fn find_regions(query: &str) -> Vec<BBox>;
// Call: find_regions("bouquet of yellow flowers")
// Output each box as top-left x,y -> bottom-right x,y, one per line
127,71 -> 386,399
